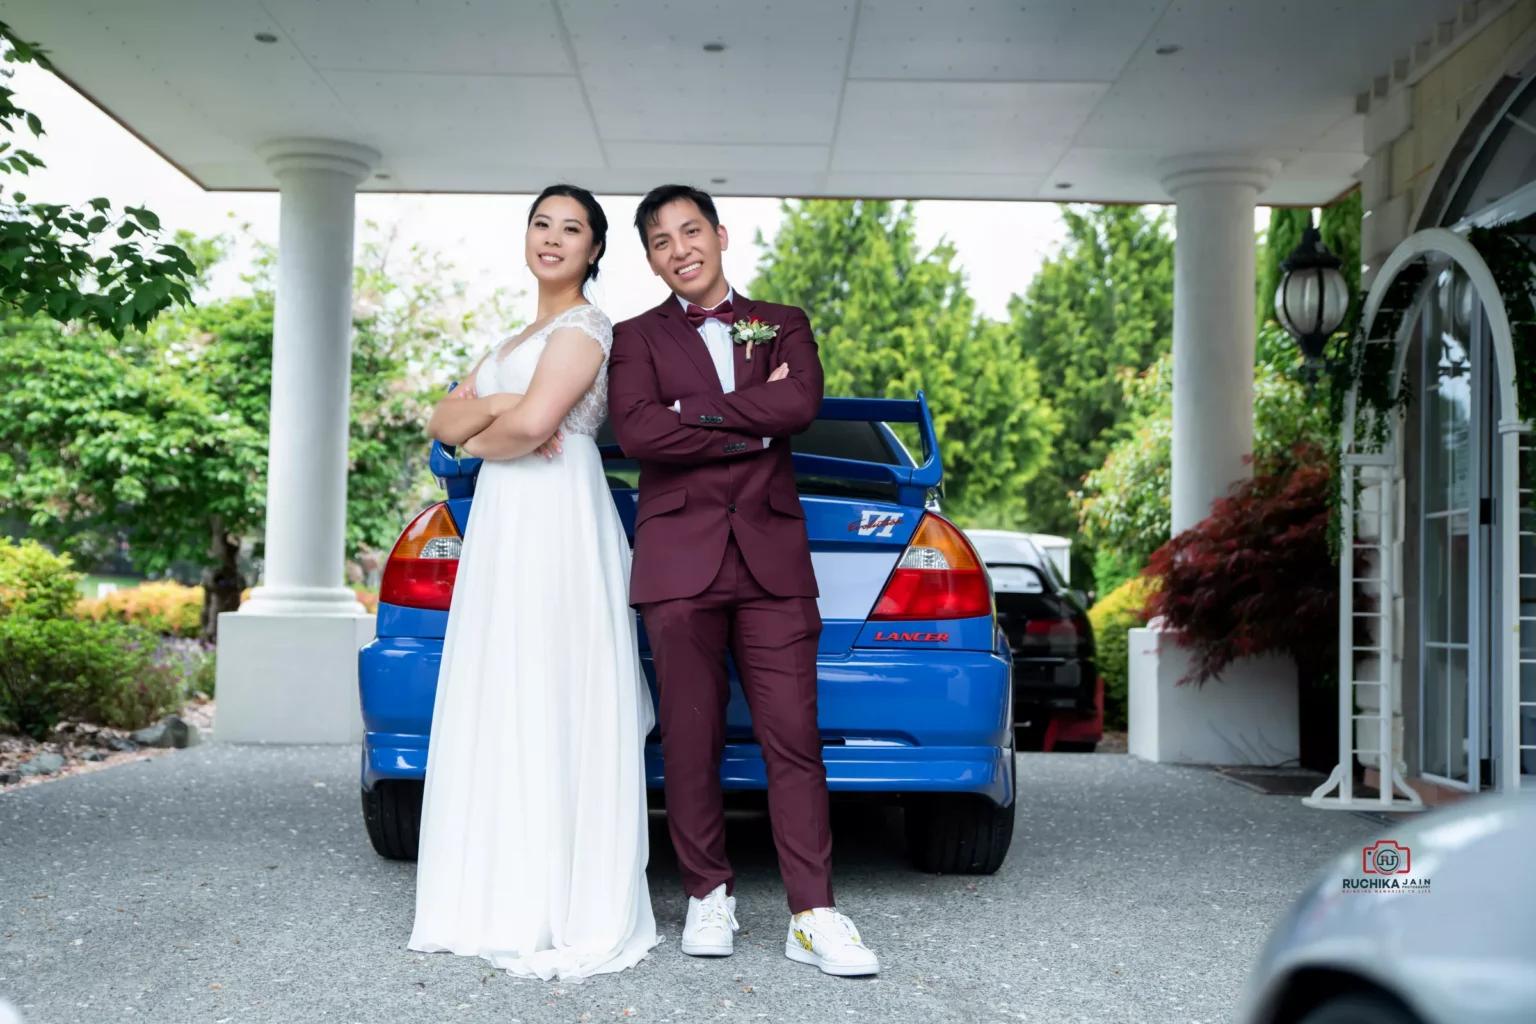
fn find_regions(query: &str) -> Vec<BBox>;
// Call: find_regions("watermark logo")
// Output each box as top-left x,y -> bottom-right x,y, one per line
1343,840 -> 1430,893
1362,839 -> 1410,875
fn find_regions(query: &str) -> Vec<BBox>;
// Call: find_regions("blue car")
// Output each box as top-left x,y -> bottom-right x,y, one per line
358,395 -> 1016,874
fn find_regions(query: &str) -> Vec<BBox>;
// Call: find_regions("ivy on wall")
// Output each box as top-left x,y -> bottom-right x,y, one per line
1327,262 -> 1425,454
1468,215 -> 1536,429
1319,261 -> 1424,559
1317,216 -> 1536,560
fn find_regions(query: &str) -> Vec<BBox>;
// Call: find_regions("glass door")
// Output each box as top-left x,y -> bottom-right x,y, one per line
1522,428 -> 1536,781
1477,308 -> 1501,789
1419,266 -> 1482,788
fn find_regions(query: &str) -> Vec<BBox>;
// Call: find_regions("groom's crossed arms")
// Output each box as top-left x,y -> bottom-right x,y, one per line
608,306 -> 823,464
609,317 -> 764,463
675,306 -> 823,440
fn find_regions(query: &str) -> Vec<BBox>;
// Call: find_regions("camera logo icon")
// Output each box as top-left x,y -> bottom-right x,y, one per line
1362,839 -> 1411,875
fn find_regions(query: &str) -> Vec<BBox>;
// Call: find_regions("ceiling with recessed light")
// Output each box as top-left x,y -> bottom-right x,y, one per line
1,0 -> 1465,203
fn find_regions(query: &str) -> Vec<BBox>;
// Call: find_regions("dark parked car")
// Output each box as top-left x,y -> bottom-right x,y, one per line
965,529 -> 1101,752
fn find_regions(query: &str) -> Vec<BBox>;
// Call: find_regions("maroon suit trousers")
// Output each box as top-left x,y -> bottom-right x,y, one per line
640,535 -> 834,914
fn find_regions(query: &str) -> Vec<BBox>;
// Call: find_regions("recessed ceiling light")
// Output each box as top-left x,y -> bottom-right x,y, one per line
1155,43 -> 1182,55
1054,182 -> 1073,189
703,41 -> 727,53
711,177 -> 727,184
254,31 -> 279,44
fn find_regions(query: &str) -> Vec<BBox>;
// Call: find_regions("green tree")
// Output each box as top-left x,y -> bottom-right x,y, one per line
344,225 -> 506,555
0,294 -> 273,637
0,26 -> 195,335
750,199 -> 1058,526
1073,323 -> 1334,593
1002,206 -> 1174,562
1319,191 -> 1363,306
1258,207 -> 1311,330
0,226 -> 514,638
1078,195 -> 1362,595
1257,194 -> 1363,332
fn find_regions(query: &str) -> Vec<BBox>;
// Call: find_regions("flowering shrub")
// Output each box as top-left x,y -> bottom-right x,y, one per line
1142,443 -> 1336,686
0,618 -> 182,739
73,581 -> 379,645
1087,576 -> 1155,730
77,580 -> 204,637
156,636 -> 217,698
0,538 -> 82,620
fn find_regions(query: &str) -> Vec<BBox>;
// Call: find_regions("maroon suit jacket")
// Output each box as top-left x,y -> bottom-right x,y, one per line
608,293 -> 824,607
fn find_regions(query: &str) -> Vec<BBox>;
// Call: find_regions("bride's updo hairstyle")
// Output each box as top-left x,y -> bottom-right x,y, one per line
528,184 -> 608,284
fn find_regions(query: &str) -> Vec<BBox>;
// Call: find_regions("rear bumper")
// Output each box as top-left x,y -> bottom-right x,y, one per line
1046,675 -> 1104,747
365,740 -> 1011,805
1012,655 -> 1097,715
360,638 -> 1013,805
1011,657 -> 1102,749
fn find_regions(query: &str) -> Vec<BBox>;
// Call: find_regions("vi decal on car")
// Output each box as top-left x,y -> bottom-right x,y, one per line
848,510 -> 904,537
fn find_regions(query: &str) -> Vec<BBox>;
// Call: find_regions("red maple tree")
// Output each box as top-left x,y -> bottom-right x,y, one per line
1142,443 -> 1337,687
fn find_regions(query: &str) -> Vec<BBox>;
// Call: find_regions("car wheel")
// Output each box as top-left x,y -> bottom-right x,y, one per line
905,794 -> 1015,874
362,780 -> 424,861
1297,993 -> 1423,1024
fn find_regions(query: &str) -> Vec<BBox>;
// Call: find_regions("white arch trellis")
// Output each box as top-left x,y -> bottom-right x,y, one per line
1306,228 -> 1530,809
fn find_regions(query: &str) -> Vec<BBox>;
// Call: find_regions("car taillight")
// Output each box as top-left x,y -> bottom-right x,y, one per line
379,503 -> 461,611
871,513 -> 993,621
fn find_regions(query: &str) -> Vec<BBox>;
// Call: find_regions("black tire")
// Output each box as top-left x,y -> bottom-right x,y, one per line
905,793 -> 1015,874
362,780 -> 424,861
1297,993 -> 1422,1024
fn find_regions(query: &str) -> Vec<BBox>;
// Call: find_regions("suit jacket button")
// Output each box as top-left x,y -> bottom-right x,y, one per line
728,503 -> 736,513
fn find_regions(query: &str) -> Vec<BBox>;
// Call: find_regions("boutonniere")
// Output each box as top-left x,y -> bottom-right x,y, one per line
731,317 -> 778,360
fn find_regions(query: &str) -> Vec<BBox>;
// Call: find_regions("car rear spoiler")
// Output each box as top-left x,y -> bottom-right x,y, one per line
773,394 -> 942,508
431,392 -> 943,506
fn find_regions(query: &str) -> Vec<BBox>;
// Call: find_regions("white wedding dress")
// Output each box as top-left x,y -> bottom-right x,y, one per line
408,303 -> 659,980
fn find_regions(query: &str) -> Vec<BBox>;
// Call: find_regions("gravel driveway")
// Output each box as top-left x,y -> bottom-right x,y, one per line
1,746 -> 1381,1024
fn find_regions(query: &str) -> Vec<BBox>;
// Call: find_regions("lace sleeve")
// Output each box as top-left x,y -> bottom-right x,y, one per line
563,304 -> 613,357
552,305 -> 614,437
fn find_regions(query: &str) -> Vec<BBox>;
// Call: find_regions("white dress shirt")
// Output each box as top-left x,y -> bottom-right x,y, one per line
679,288 -> 737,393
674,288 -> 769,448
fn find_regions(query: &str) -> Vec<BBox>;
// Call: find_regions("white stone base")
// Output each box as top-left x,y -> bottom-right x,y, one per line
1127,626 -> 1299,766
214,611 -> 376,744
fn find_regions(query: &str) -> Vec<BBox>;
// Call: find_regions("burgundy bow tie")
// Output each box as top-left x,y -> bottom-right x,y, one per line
684,300 -> 735,328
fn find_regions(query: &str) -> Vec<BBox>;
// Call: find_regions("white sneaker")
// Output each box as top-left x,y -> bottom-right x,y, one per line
681,884 -> 739,957
785,908 -> 880,976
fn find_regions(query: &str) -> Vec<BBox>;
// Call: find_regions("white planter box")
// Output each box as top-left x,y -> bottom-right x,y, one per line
1128,625 -> 1299,766
215,611 -> 376,744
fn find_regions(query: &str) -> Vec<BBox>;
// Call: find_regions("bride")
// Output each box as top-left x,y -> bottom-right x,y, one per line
407,184 -> 659,980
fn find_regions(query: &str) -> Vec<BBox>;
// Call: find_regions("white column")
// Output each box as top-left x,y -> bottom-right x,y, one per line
1160,155 -> 1278,534
246,139 -> 378,614
1128,156 -> 1292,768
216,139 -> 380,744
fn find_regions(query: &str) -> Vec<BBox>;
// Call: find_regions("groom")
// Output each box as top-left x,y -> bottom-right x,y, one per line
608,185 -> 878,977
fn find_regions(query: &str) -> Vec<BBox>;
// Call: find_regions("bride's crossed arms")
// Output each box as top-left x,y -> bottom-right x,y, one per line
426,323 -> 603,461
